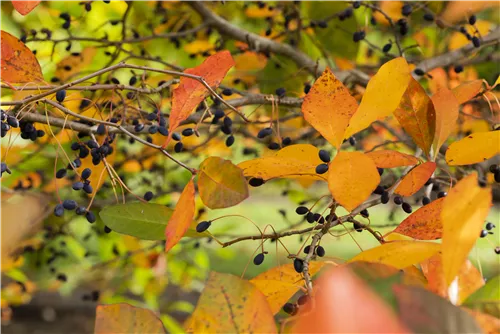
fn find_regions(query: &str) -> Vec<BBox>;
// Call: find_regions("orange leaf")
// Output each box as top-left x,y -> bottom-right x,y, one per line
452,80 -> 484,104
292,266 -> 409,333
348,240 -> 441,269
394,78 -> 436,157
250,262 -> 326,314
345,57 -> 411,138
95,303 -> 166,333
395,162 -> 436,197
366,150 -> 419,168
421,254 -> 484,305
392,197 -> 445,240
441,173 -> 492,286
165,179 -> 195,252
465,309 -> 500,334
445,131 -> 500,166
328,151 -> 380,211
169,51 -> 235,134
11,1 -> 40,15
1,30 -> 44,84
432,87 -> 460,158
186,272 -> 277,333
301,68 -> 357,149
198,156 -> 248,209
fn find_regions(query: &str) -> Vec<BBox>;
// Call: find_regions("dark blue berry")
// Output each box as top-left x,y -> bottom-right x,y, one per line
86,211 -> 96,223
144,191 -> 153,201
63,199 -> 77,210
318,150 -> 330,163
56,90 -> 66,103
249,178 -> 264,187
81,168 -> 91,180
293,258 -> 304,273
196,221 -> 211,233
54,204 -> 64,217
315,163 -> 328,174
253,253 -> 265,265
257,127 -> 273,139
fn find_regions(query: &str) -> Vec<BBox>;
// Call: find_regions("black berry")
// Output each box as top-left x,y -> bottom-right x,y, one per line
293,258 -> 304,273
318,150 -> 330,163
257,127 -> 273,139
249,178 -> 265,187
253,253 -> 265,265
315,163 -> 329,174
144,191 -> 153,201
402,202 -> 413,213
56,90 -> 66,103
295,206 -> 309,215
196,221 -> 211,233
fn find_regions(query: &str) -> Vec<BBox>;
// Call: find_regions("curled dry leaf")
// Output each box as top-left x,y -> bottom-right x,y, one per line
198,156 -> 248,209
94,303 -> 166,334
348,240 -> 441,269
165,179 -> 196,252
345,57 -> 411,138
395,162 -> 436,197
441,173 -> 491,286
250,261 -> 326,314
393,78 -> 436,158
237,144 -> 324,182
392,197 -> 445,240
169,50 -> 235,135
1,30 -> 44,84
11,1 -> 41,15
328,151 -> 380,211
445,131 -> 500,166
186,272 -> 276,333
301,67 -> 357,149
366,150 -> 419,168
431,87 -> 460,158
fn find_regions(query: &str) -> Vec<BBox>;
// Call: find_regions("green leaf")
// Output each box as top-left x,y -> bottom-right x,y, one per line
99,202 -> 202,240
463,275 -> 500,318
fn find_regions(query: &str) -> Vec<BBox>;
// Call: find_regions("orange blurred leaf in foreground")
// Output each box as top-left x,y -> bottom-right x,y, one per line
11,1 -> 41,15
94,303 -> 166,333
292,266 -> 409,333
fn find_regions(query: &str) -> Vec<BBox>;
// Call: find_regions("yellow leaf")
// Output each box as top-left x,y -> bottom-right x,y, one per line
183,40 -> 213,54
366,150 -> 419,168
452,80 -> 484,104
372,1 -> 403,26
395,162 -> 436,197
186,272 -> 277,333
250,262 -> 325,314
442,2 -> 498,24
421,254 -> 484,305
345,57 -> 411,138
445,131 -> 500,166
432,87 -> 460,158
198,157 -> 249,209
441,173 -> 492,286
95,303 -> 166,333
165,179 -> 196,252
301,68 -> 357,149
237,144 -> 325,182
55,47 -> 96,81
328,151 -> 380,212
349,241 -> 441,269
394,78 -> 436,157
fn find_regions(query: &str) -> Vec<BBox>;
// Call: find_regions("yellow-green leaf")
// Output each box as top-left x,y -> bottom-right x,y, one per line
250,262 -> 325,314
395,162 -> 436,197
441,173 -> 492,286
348,241 -> 441,269
165,179 -> 196,252
394,78 -> 436,157
445,131 -> 500,166
432,87 -> 460,158
186,272 -> 276,333
366,150 -> 419,168
328,151 -> 380,211
198,157 -> 248,209
237,144 -> 324,182
345,57 -> 411,138
301,68 -> 357,149
95,303 -> 166,334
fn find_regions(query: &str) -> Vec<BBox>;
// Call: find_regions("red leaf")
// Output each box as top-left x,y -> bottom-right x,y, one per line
11,1 -> 40,15
366,150 -> 419,168
395,162 -> 436,197
165,179 -> 195,252
1,30 -> 44,84
392,197 -> 445,240
168,51 -> 235,138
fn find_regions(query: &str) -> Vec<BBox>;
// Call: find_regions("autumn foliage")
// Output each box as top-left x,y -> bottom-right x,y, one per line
1,1 -> 499,333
